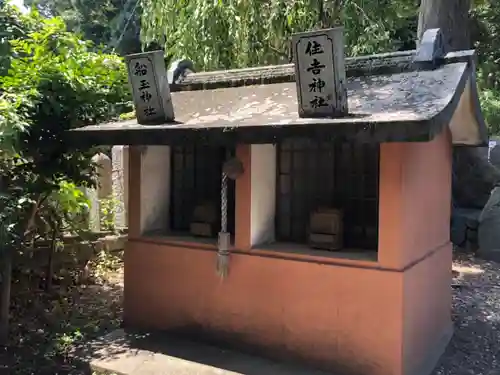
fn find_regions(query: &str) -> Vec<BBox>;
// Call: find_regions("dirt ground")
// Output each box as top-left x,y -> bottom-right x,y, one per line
0,252 -> 124,375
1,250 -> 499,375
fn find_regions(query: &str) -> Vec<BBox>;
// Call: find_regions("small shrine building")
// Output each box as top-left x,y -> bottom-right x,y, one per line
70,28 -> 487,375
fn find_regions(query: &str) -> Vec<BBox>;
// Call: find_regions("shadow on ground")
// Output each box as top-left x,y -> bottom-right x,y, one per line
0,262 -> 123,375
3,249 -> 500,375
87,328 -> 333,375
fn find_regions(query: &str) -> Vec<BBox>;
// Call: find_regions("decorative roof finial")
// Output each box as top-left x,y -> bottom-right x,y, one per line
414,28 -> 447,68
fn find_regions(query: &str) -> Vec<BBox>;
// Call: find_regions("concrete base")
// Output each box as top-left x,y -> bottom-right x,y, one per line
90,329 -> 332,375
408,324 -> 453,375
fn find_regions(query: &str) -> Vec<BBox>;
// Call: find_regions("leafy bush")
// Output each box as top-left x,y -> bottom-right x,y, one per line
472,1 -> 500,135
0,8 -> 132,244
479,87 -> 500,136
0,6 -> 132,341
99,197 -> 120,233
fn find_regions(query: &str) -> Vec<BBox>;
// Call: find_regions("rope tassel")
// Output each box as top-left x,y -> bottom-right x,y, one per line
216,242 -> 230,278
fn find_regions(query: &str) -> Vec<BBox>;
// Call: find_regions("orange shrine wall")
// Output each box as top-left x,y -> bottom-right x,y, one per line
124,130 -> 453,375
125,240 -> 404,374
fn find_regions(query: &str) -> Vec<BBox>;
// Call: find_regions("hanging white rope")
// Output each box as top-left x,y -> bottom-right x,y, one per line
216,157 -> 244,279
216,172 -> 230,278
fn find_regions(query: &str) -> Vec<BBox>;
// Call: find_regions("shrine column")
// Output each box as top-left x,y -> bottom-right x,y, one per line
378,129 -> 452,269
234,144 -> 277,251
377,129 -> 453,375
127,146 -> 171,238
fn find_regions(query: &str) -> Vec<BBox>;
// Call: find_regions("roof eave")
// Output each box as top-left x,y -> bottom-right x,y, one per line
66,117 -> 447,147
66,49 -> 481,147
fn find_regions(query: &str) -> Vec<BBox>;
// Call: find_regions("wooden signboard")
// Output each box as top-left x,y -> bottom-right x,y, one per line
292,27 -> 348,118
125,51 -> 175,124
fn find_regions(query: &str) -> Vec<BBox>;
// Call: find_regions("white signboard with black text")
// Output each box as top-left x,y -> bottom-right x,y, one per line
292,28 -> 348,118
125,51 -> 174,124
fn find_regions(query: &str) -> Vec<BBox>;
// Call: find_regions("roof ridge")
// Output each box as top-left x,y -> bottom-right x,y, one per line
170,50 -> 475,93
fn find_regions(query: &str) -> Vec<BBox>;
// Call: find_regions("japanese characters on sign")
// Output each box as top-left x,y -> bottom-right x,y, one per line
127,57 -> 161,123
292,28 -> 348,118
125,51 -> 175,124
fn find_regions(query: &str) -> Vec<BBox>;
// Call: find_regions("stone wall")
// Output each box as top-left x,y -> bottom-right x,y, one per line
452,139 -> 500,256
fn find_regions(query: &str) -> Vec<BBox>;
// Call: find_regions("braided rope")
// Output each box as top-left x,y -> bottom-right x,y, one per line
216,172 -> 230,278
220,173 -> 228,233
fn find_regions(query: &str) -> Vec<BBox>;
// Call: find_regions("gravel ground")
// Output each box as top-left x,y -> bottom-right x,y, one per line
433,252 -> 500,375
4,251 -> 500,375
91,251 -> 500,375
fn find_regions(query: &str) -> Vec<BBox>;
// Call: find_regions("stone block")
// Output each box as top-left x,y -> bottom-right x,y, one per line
92,153 -> 112,199
478,187 -> 500,260
451,208 -> 480,248
490,144 -> 500,168
112,146 -> 129,230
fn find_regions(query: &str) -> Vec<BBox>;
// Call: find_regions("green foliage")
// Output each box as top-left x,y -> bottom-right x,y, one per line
24,0 -> 143,55
472,1 -> 500,134
0,8 -> 130,341
0,8 -> 131,251
99,196 -> 119,232
0,5 -> 24,76
479,86 -> 500,136
55,181 -> 90,216
141,0 -> 417,71
91,247 -> 123,281
55,328 -> 83,355
118,110 -> 136,120
472,1 -> 500,81
36,181 -> 91,239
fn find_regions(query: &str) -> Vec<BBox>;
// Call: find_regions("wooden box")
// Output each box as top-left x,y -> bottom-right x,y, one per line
190,202 -> 217,237
190,222 -> 214,237
308,208 -> 343,251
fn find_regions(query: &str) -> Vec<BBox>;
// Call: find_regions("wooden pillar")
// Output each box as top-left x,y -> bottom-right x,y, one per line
234,144 -> 252,250
234,144 -> 277,251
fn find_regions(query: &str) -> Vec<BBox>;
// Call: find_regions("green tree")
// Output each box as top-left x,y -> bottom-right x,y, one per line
0,6 -> 130,343
471,1 -> 500,135
138,0 -> 500,136
24,0 -> 142,55
140,0 -> 417,71
0,5 -> 39,76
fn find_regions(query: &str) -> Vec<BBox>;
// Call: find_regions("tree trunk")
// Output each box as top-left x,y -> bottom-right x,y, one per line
45,227 -> 57,292
0,247 -> 12,346
0,175 -> 11,346
318,0 -> 342,29
0,197 -> 43,346
418,0 -> 500,211
418,0 -> 471,51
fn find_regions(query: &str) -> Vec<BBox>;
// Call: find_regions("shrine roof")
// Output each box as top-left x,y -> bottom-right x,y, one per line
69,49 -> 487,146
